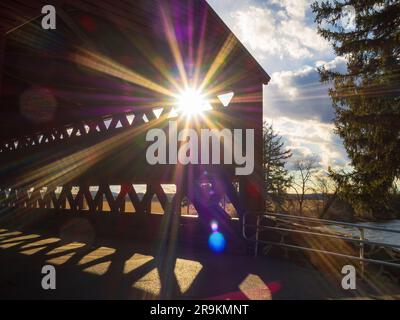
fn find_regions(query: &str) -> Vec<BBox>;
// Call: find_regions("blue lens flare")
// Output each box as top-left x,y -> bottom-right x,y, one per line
210,220 -> 218,232
208,231 -> 226,253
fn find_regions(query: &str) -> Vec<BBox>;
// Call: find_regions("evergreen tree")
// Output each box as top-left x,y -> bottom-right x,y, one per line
312,0 -> 400,219
263,122 -> 292,212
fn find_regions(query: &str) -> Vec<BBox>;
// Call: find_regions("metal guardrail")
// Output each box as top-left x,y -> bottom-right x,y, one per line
243,212 -> 400,272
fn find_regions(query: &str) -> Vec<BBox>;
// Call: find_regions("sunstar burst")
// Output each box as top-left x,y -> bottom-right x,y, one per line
176,88 -> 212,117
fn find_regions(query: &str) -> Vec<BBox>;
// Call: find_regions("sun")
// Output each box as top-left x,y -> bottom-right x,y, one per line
176,88 -> 212,117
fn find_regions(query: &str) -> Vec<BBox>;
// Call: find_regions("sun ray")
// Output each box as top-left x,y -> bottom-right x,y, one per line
159,5 -> 189,89
199,34 -> 237,92
72,48 -> 177,98
119,27 -> 182,93
193,10 -> 208,88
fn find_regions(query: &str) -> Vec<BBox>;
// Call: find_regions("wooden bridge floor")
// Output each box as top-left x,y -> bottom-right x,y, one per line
0,226 -> 398,300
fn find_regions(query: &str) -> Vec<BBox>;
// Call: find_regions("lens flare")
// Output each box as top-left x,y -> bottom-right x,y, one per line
208,231 -> 226,253
176,88 -> 210,117
210,220 -> 218,232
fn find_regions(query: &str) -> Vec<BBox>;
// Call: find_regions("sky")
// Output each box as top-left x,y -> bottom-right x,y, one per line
207,0 -> 350,171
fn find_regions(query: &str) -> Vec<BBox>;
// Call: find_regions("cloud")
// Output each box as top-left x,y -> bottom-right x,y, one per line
315,56 -> 348,72
270,0 -> 309,20
341,5 -> 356,30
227,2 -> 330,61
264,57 -> 348,123
265,116 -> 349,171
263,57 -> 350,172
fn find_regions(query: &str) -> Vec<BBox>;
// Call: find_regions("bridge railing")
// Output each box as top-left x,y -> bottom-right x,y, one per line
243,212 -> 400,272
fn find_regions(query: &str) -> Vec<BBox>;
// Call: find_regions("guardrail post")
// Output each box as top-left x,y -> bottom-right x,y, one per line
359,228 -> 365,277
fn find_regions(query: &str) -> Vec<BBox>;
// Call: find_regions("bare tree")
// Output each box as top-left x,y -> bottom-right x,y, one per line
292,155 -> 319,216
314,172 -> 341,219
